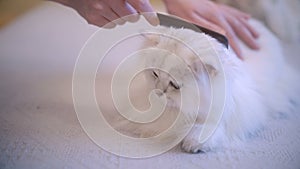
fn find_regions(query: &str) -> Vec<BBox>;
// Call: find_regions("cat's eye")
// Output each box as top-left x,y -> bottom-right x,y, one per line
170,81 -> 180,90
152,71 -> 158,78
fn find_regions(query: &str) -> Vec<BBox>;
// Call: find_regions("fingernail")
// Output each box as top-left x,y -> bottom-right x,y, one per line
114,18 -> 126,25
252,41 -> 260,50
143,12 -> 160,26
102,22 -> 116,29
126,13 -> 140,23
235,48 -> 244,60
238,53 -> 244,60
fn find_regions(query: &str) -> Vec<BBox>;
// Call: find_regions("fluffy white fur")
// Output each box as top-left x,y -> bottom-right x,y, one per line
139,19 -> 299,153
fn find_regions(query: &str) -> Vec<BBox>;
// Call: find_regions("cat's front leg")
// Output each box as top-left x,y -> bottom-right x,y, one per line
181,123 -> 209,153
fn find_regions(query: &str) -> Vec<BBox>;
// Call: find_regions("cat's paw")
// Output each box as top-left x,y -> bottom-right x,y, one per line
181,137 -> 206,154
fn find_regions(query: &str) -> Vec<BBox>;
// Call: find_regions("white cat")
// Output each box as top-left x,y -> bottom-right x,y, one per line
140,19 -> 299,153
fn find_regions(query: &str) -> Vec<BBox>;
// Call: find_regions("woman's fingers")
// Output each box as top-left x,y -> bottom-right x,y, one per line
120,3 -> 140,22
220,4 -> 260,49
191,12 -> 226,35
220,4 -> 250,20
126,0 -> 159,26
99,3 -> 126,25
240,18 -> 260,39
162,0 -> 260,60
224,11 -> 260,50
79,0 -> 120,27
224,27 -> 243,59
228,16 -> 259,50
87,14 -> 117,28
70,0 -> 157,28
126,0 -> 154,13
224,5 -> 259,38
209,13 -> 243,59
108,0 -> 140,23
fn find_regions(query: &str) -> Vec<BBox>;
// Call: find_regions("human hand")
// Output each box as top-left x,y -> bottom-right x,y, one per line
163,0 -> 260,59
54,0 -> 159,28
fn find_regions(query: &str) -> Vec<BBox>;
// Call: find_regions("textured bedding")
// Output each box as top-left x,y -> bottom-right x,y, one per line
0,2 -> 300,169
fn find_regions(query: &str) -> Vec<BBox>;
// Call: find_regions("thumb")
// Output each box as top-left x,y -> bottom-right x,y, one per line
126,0 -> 159,26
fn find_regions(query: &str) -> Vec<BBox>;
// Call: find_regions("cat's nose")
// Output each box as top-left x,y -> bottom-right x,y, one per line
156,90 -> 164,97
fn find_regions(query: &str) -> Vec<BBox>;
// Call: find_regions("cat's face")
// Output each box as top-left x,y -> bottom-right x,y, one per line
144,68 -> 182,99
141,29 -> 216,113
144,53 -> 210,103
144,56 -> 212,119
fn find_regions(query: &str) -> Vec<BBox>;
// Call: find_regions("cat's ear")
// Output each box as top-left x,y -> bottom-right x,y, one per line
140,32 -> 160,46
190,60 -> 217,77
204,63 -> 218,77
